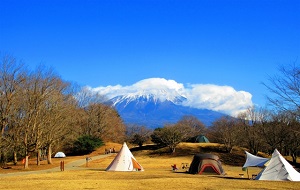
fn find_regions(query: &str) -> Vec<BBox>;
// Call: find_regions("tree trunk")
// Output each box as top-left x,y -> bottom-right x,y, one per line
36,150 -> 41,166
13,151 -> 18,165
170,146 -> 176,153
0,152 -> 6,167
24,155 -> 29,169
291,152 -> 297,164
47,144 -> 53,164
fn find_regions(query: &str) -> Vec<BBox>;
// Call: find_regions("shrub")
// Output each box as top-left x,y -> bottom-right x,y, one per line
72,135 -> 104,155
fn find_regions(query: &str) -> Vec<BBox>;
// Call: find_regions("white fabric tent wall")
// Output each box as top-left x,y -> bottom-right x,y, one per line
243,151 -> 269,168
54,152 -> 66,158
256,149 -> 300,181
106,142 -> 144,171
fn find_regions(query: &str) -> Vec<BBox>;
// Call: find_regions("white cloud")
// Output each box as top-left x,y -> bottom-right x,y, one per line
89,78 -> 253,116
183,84 -> 253,116
133,78 -> 184,91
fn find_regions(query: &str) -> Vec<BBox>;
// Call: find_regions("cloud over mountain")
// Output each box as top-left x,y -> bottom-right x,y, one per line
90,78 -> 253,116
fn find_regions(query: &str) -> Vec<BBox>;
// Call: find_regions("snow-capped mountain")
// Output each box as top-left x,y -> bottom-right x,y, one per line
111,89 -> 187,106
106,90 -> 226,129
92,78 -> 253,117
110,90 -> 187,110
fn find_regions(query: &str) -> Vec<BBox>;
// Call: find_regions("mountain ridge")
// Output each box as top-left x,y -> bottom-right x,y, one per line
106,92 -> 226,129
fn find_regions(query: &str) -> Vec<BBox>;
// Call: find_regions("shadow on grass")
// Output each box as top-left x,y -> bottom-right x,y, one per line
130,144 -> 162,152
85,168 -> 106,171
130,144 -> 200,157
212,175 -> 251,180
173,171 -> 251,181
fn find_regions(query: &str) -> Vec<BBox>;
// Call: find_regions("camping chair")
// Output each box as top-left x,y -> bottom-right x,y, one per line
171,164 -> 178,171
181,163 -> 189,170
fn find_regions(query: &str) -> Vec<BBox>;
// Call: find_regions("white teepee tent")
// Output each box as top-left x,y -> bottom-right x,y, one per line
106,142 -> 144,171
256,149 -> 300,181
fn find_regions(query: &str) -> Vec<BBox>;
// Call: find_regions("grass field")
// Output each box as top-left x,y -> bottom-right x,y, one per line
0,142 -> 299,190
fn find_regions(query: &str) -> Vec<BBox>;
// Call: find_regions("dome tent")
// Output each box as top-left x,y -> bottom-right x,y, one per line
188,135 -> 209,143
54,152 -> 66,158
188,153 -> 225,175
195,135 -> 209,143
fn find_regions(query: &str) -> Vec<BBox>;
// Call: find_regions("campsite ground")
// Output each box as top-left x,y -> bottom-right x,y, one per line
0,142 -> 299,190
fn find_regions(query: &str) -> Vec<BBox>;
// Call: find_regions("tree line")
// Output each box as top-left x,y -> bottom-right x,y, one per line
1,54 -> 299,168
209,107 -> 300,164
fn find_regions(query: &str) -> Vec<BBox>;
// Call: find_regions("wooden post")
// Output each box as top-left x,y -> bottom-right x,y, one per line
60,161 -> 64,171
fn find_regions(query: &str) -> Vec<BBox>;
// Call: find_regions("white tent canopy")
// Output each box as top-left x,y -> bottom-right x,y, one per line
54,152 -> 66,158
256,149 -> 300,181
243,151 -> 269,168
106,142 -> 144,172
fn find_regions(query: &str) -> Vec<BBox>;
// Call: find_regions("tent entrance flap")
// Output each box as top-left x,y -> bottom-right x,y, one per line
199,164 -> 221,174
131,158 -> 142,170
188,153 -> 225,175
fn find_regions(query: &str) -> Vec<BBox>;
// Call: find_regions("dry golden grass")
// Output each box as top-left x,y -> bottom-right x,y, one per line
0,142 -> 122,174
0,155 -> 84,174
0,142 -> 299,190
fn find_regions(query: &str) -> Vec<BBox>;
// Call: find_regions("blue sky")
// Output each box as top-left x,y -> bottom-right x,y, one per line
1,0 -> 299,112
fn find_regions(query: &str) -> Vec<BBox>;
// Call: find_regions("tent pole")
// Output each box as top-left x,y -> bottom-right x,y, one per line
247,168 -> 249,179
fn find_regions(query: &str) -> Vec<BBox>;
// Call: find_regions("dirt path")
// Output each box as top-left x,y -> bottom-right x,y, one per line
0,153 -> 114,177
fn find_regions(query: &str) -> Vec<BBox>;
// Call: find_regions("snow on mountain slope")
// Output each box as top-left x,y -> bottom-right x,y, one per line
90,78 -> 245,128
111,91 -> 187,107
107,91 -> 225,128
93,78 -> 253,116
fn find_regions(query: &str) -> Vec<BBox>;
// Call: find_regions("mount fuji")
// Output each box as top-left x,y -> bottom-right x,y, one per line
105,89 -> 226,129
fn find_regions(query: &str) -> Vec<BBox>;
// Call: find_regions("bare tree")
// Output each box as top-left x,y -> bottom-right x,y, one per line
263,63 -> 300,117
0,55 -> 25,166
0,55 -> 128,168
175,115 -> 206,141
18,66 -> 73,168
259,111 -> 290,153
209,116 -> 241,153
281,113 -> 300,164
151,124 -> 183,153
237,106 -> 265,155
2,116 -> 23,165
126,124 -> 151,147
75,86 -> 107,108
80,103 -> 126,143
39,78 -> 77,164
285,123 -> 300,163
262,63 -> 300,159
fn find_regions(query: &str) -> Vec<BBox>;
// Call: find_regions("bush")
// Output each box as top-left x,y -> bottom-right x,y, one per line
72,135 -> 104,155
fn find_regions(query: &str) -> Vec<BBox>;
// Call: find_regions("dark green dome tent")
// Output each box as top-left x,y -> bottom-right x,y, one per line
188,135 -> 210,143
195,135 -> 209,143
188,153 -> 225,175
